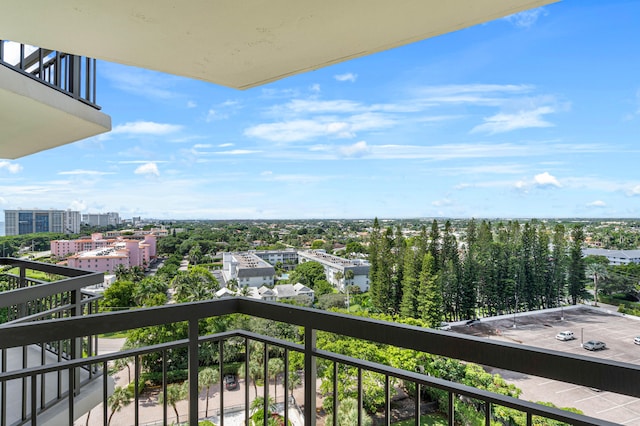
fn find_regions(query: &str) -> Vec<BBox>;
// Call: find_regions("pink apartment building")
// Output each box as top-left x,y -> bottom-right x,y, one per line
52,233 -> 157,273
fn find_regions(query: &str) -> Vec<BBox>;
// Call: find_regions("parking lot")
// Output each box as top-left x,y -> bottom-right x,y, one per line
453,305 -> 640,425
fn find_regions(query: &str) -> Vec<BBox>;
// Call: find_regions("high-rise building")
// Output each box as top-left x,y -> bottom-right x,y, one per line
4,209 -> 81,235
81,212 -> 121,227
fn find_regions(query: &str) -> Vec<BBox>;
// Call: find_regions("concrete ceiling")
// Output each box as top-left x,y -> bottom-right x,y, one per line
0,65 -> 111,159
0,0 -> 557,90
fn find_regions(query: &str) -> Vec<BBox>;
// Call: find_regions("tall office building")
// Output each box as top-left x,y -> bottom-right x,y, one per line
81,212 -> 121,227
4,209 -> 81,235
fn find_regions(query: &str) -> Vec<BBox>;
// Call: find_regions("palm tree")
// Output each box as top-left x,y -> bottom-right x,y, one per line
238,354 -> 263,398
287,370 -> 301,403
199,367 -> 220,418
107,386 -> 133,425
250,396 -> 278,426
586,263 -> 608,307
268,357 -> 285,402
324,397 -> 372,426
159,381 -> 188,424
114,264 -> 129,281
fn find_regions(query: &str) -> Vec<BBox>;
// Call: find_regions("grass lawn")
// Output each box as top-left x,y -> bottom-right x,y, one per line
392,414 -> 448,425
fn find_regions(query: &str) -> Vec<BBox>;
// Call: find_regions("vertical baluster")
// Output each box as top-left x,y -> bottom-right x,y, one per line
304,327 -> 316,426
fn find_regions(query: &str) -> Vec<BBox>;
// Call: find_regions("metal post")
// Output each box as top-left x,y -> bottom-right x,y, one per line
219,340 -> 224,426
245,338 -> 250,425
188,319 -> 199,425
304,326 -> 317,426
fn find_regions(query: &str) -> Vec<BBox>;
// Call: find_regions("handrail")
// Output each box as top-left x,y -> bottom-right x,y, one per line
0,297 -> 638,400
0,329 -> 617,426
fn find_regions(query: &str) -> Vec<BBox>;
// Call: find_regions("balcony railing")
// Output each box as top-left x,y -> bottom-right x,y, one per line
0,258 -> 104,425
0,276 -> 638,425
0,40 -> 100,109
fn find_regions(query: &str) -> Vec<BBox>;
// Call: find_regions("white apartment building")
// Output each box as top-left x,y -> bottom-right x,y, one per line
4,209 -> 81,235
583,248 -> 640,266
298,250 -> 370,292
222,252 -> 275,288
251,248 -> 299,270
81,212 -> 121,227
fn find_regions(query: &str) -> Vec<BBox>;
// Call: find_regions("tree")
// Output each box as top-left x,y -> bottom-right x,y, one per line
159,381 -> 188,424
585,261 -> 608,307
199,367 -> 220,418
325,397 -> 372,426
399,248 -> 419,318
417,253 -> 442,328
249,396 -> 279,426
107,386 -> 133,425
101,280 -> 136,311
568,226 -> 586,305
289,261 -> 326,289
268,357 -> 285,402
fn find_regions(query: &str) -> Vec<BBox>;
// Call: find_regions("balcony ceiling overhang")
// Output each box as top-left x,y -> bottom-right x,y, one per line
0,65 -> 111,159
0,0 -> 557,90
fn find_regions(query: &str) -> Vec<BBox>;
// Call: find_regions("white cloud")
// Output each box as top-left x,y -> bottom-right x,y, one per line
134,162 -> 160,177
504,8 -> 548,29
0,161 -> 22,174
432,199 -> 453,207
218,143 -> 234,148
587,200 -> 606,207
193,144 -> 213,149
69,200 -> 87,211
206,109 -> 225,121
339,141 -> 370,158
533,172 -> 561,188
187,101 -> 197,108
245,113 -> 396,143
471,106 -> 555,134
112,121 -> 183,136
627,185 -> 640,196
310,84 -> 321,93
334,73 -> 358,83
58,169 -> 114,176
214,150 -> 261,155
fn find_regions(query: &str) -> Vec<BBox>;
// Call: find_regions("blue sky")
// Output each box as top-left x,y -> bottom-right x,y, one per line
2,0 -> 640,220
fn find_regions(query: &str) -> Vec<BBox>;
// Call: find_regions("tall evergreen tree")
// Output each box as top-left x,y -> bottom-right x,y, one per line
399,248 -> 419,318
391,225 -> 406,313
428,220 -> 440,272
417,253 -> 442,327
551,224 -> 567,308
568,225 -> 586,304
368,218 -> 381,308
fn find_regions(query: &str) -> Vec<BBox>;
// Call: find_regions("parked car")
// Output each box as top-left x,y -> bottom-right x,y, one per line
634,336 -> 640,345
583,340 -> 606,351
439,322 -> 452,331
465,319 -> 480,326
555,331 -> 575,341
224,374 -> 238,390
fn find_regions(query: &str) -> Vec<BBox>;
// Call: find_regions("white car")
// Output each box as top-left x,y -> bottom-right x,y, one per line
634,336 -> 640,345
439,322 -> 452,331
556,331 -> 575,341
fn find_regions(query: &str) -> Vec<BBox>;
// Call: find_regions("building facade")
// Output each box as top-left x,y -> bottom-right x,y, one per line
55,233 -> 156,273
81,212 -> 121,227
583,248 -> 640,266
222,252 -> 275,287
251,248 -> 299,270
297,250 -> 370,292
4,209 -> 81,236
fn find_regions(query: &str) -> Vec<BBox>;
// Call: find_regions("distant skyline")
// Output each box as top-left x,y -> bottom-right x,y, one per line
1,0 -> 640,220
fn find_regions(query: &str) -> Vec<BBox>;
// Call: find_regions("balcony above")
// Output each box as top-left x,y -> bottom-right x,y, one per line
0,60 -> 111,159
0,0 -> 556,90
